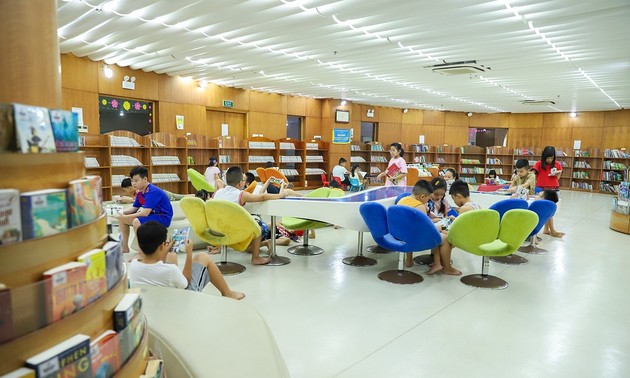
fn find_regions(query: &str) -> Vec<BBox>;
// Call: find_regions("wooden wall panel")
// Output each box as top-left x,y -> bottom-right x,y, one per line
158,75 -> 206,106
379,107 -> 402,123
248,112 -> 285,140
61,88 -> 99,134
420,125 -> 445,146
210,85 -> 250,110
287,96 -> 306,116
306,98 -> 321,118
571,127 -> 604,149
542,113 -> 569,128
604,109 -> 630,127
249,92 -> 284,114
401,124 -> 422,145
445,112 -> 469,127
444,126 -> 468,146
402,109 -> 423,125
157,102 -> 206,137
470,113 -> 509,128
541,127 -> 572,149
508,128 -> 542,149
61,54 -> 98,93
377,122 -> 402,144
224,112 -> 246,140
568,112 -> 604,128
360,104 -> 379,122
602,127 -> 630,149
304,116 -> 322,139
97,64 -> 159,100
206,110 -> 225,138
423,111 -> 445,126
508,113 -> 543,128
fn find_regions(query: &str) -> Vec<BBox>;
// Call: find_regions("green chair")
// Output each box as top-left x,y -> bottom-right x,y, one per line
187,168 -> 215,193
448,209 -> 538,289
282,187 -> 338,256
180,197 -> 261,275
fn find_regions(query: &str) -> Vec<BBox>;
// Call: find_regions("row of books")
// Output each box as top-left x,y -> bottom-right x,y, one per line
370,156 -> 388,163
571,181 -> 594,190
149,139 -> 166,148
350,145 -> 361,151
486,168 -> 504,174
111,175 -> 126,187
305,143 -> 319,150
186,156 -> 195,164
150,156 -> 181,165
248,155 -> 274,163
602,171 -> 624,181
412,156 -> 427,163
1,292 -> 144,378
460,167 -> 485,174
218,155 -> 231,163
278,142 -> 296,150
370,144 -> 385,151
603,161 -> 627,170
111,155 -> 143,167
305,168 -> 326,175
350,156 -> 367,163
0,239 -> 123,345
0,177 -> 102,245
411,144 -> 430,152
574,160 -> 592,168
619,182 -> 629,200
573,150 -> 592,157
460,159 -> 481,164
486,158 -> 504,164
305,156 -> 324,162
602,183 -> 619,194
85,157 -> 100,168
604,149 -> 629,159
151,173 -> 181,183
485,147 -> 510,154
460,177 -> 478,183
279,169 -> 299,177
573,171 -> 591,179
612,197 -> 629,214
110,135 -> 142,147
279,156 -> 302,163
0,103 -> 79,154
248,141 -> 276,149
370,166 -> 382,174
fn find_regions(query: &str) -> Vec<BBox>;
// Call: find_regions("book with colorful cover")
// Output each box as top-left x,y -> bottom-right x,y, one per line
49,109 -> 79,152
0,189 -> 22,246
0,103 -> 16,152
43,262 -> 87,322
0,283 -> 12,343
103,240 -> 123,291
25,334 -> 91,378
77,249 -> 107,304
0,367 -> 36,378
385,163 -> 400,177
68,176 -> 102,228
141,359 -> 164,378
13,104 -> 56,154
113,293 -> 142,332
20,189 -> 68,240
119,311 -> 145,364
90,330 -> 121,378
170,226 -> 190,253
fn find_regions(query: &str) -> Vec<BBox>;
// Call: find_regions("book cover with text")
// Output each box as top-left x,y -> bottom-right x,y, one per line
0,189 -> 22,246
49,110 -> 79,152
13,104 -> 56,154
20,189 -> 68,240
43,262 -> 87,322
25,334 -> 91,378
90,330 -> 121,378
77,249 -> 107,303
103,241 -> 123,291
68,176 -> 102,227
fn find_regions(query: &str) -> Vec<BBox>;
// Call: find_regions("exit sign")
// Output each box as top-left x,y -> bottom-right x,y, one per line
222,100 -> 234,108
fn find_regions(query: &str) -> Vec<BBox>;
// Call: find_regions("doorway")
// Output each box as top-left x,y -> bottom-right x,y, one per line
361,122 -> 376,144
468,127 -> 508,148
287,116 -> 302,140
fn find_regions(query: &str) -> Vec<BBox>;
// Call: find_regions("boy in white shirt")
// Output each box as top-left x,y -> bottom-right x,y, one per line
332,158 -> 351,186
127,221 -> 245,300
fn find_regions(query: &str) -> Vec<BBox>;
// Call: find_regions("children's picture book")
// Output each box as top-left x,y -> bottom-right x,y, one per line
13,103 -> 56,154
0,189 -> 22,246
103,240 -> 123,291
119,311 -> 145,364
170,226 -> 190,253
90,330 -> 121,378
113,293 -> 142,332
0,367 -> 36,378
43,262 -> 87,322
0,283 -> 12,343
49,109 -> 79,152
77,249 -> 107,303
68,176 -> 102,227
385,163 -> 400,177
25,333 -> 91,378
20,189 -> 68,240
0,103 -> 16,152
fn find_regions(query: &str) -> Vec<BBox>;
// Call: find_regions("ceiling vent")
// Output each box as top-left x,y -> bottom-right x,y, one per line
427,60 -> 487,75
521,99 -> 556,105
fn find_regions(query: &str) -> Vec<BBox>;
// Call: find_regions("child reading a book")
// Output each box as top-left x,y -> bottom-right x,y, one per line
509,158 -> 537,195
128,221 -> 245,300
213,166 -> 290,265
116,166 -> 173,254
532,146 -> 564,238
398,180 -> 460,275
449,180 -> 481,214
376,142 -> 407,186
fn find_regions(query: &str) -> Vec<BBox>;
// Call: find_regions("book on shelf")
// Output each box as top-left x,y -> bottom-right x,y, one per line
0,367 -> 36,378
0,283 -> 12,344
170,226 -> 190,254
43,262 -> 88,322
118,309 -> 145,364
0,189 -> 22,246
68,176 -> 103,228
114,293 -> 142,332
90,330 -> 121,378
103,240 -> 124,291
141,359 -> 164,378
0,103 -> 17,152
14,104 -> 57,154
49,110 -> 79,152
77,249 -> 107,304
20,189 -> 68,240
25,334 -> 91,378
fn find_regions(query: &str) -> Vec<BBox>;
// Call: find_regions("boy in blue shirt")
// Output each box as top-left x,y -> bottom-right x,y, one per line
117,166 -> 173,253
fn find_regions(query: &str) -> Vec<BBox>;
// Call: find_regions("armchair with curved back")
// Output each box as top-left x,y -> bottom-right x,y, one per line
487,198 -> 530,265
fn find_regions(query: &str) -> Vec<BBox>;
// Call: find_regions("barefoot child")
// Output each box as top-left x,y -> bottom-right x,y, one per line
532,146 -> 564,238
127,221 -> 245,300
398,180 -> 460,275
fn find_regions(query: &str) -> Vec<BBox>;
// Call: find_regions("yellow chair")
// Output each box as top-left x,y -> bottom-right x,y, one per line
187,168 -> 215,193
180,197 -> 261,275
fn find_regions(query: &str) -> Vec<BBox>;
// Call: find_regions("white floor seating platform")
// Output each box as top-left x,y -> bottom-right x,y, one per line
137,285 -> 290,378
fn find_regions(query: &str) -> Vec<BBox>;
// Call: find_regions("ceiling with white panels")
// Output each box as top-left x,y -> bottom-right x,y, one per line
56,0 -> 630,113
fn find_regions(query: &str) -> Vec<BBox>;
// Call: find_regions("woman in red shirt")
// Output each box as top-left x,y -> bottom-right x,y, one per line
532,146 -> 564,237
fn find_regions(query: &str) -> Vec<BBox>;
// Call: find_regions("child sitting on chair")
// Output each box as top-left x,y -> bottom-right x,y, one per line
398,180 -> 460,275
450,180 -> 481,214
127,221 -> 245,300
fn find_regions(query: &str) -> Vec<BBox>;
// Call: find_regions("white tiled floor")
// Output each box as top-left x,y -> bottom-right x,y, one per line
179,191 -> 629,378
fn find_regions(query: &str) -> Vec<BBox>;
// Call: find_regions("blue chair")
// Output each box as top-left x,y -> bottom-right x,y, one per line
348,177 -> 364,192
364,192 -> 410,255
394,192 -> 411,204
518,200 -> 557,254
488,198 -> 530,265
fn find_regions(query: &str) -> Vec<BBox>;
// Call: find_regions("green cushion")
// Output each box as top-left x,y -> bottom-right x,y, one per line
187,168 -> 215,193
281,186 -> 335,230
478,239 -> 509,256
499,209 -> 539,252
447,209 -> 500,256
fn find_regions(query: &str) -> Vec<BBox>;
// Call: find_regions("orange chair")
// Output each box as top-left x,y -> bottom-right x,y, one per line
320,174 -> 330,187
256,167 -> 268,182
244,181 -> 258,193
265,168 -> 289,187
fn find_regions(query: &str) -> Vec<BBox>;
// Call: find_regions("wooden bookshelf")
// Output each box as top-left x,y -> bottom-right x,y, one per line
185,134 -> 219,194
459,145 -> 485,185
80,134 -> 113,200
276,137 -> 304,188
304,140 -> 329,188
485,146 -> 514,181
106,131 -> 151,199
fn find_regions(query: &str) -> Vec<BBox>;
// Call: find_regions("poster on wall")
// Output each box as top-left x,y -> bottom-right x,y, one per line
332,129 -> 351,144
176,115 -> 184,130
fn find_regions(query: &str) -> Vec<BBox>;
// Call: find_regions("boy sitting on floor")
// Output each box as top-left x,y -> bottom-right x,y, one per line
127,221 -> 245,300
449,180 -> 481,214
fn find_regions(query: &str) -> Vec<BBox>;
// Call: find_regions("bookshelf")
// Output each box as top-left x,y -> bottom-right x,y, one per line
409,144 -> 435,165
247,136 -> 278,181
275,137 -> 303,187
609,181 -> 630,234
106,131 -> 151,199
602,149 -> 629,194
350,144 -> 371,175
80,134 -> 113,201
459,145 -> 485,184
435,145 -> 460,171
150,132 -> 189,195
0,152 -> 148,375
485,146 -> 514,182
215,136 -> 248,174
368,142 -> 389,185
185,134 -> 220,194
304,140 -> 329,189
571,148 -> 601,192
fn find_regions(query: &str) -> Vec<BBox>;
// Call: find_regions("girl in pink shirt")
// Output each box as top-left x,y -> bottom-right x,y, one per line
377,142 -> 408,186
